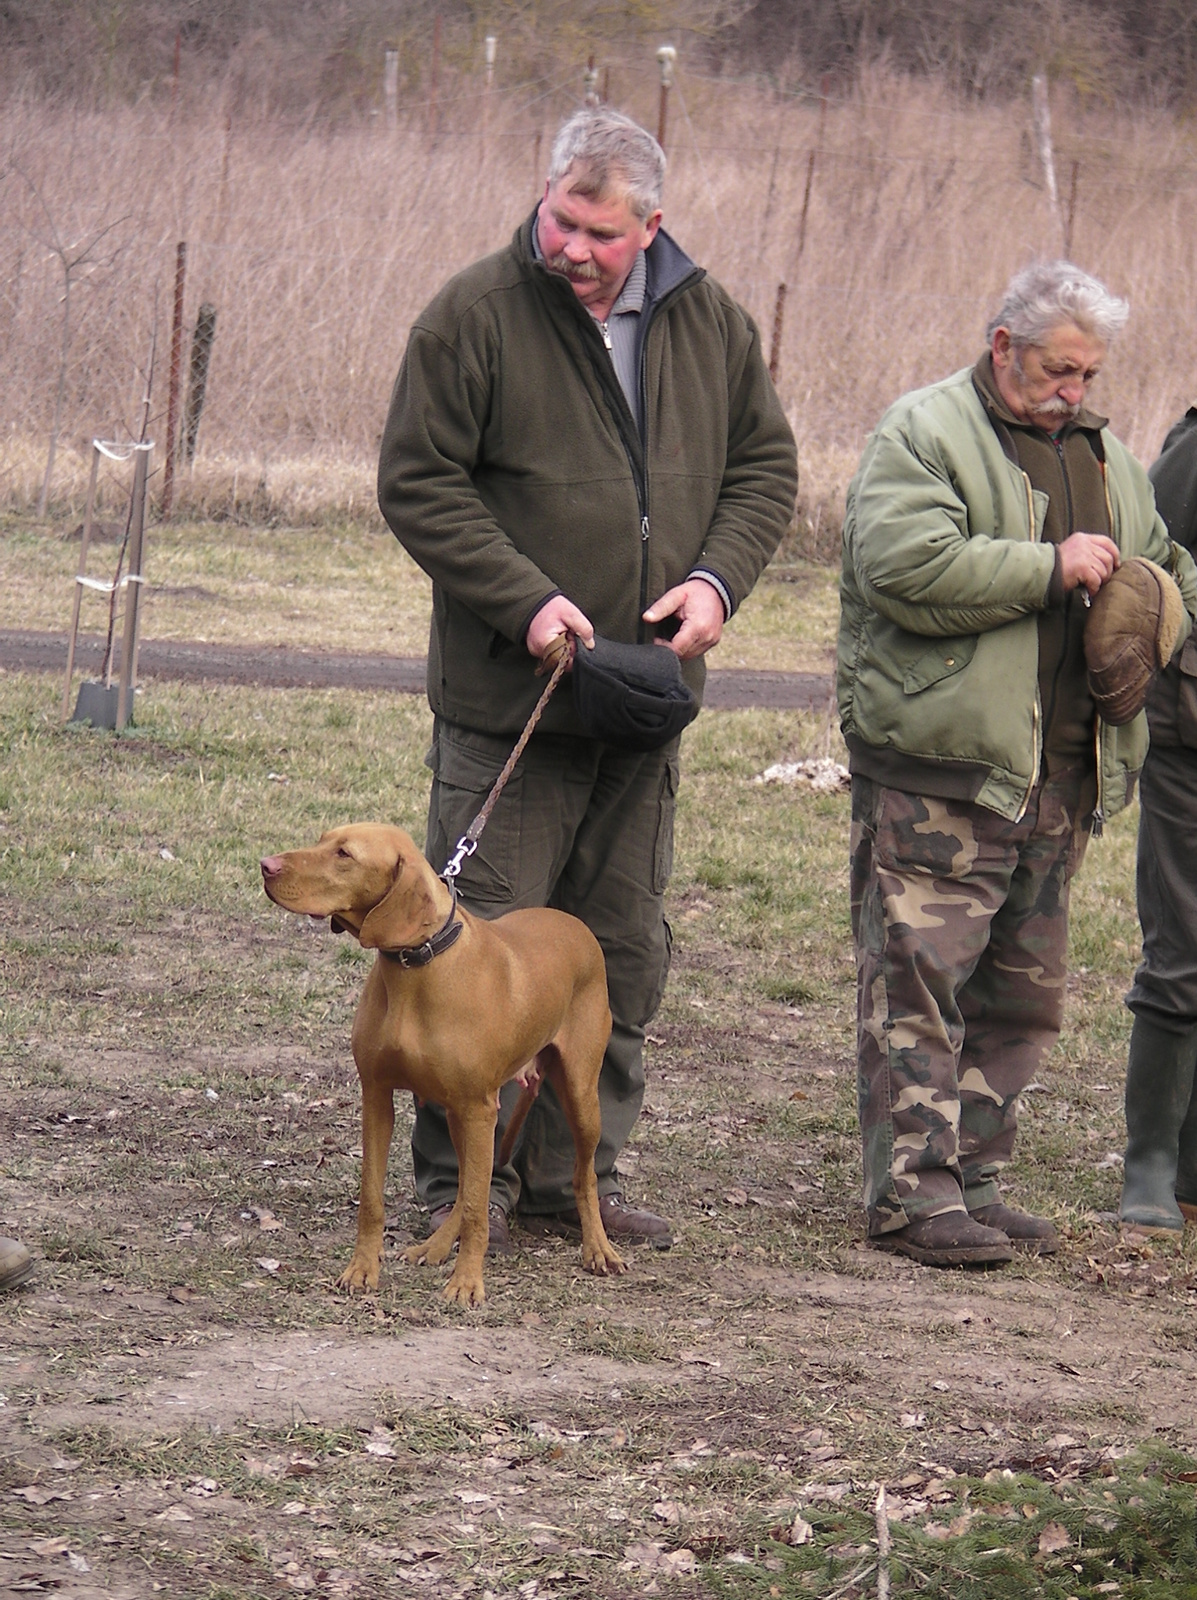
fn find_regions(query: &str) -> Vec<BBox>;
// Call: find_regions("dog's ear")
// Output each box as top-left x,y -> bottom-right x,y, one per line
357,853 -> 440,950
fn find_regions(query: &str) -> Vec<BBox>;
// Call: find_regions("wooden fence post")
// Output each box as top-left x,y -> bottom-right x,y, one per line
429,12 -> 442,138
384,48 -> 399,130
1032,74 -> 1064,249
656,45 -> 676,152
161,241 -> 187,517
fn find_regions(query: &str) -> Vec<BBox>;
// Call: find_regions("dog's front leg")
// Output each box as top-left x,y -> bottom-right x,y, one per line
337,1079 -> 394,1292
441,1100 -> 499,1308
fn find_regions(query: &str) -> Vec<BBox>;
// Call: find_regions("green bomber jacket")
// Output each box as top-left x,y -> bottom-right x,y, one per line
837,365 -> 1197,823
377,213 -> 798,738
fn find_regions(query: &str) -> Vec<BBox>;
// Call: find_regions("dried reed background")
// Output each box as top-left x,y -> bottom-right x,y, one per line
5,62 -> 1197,540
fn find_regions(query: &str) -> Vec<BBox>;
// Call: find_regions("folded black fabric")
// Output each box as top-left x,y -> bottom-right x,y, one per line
572,634 -> 699,751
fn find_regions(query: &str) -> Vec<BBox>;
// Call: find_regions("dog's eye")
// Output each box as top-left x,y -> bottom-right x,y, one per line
336,847 -> 353,860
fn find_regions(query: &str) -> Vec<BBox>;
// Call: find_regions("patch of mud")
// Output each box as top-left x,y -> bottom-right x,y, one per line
16,1318 -> 687,1437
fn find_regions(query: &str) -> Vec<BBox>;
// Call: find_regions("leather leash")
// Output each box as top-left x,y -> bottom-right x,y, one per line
439,639 -> 572,888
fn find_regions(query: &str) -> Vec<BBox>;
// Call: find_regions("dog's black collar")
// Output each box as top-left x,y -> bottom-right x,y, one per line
379,888 -> 463,969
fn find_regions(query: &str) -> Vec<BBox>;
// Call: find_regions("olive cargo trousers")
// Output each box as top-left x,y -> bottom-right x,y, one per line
411,718 -> 678,1216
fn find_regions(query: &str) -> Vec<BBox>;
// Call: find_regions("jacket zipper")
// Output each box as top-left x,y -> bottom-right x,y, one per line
577,271 -> 701,641
1016,468 -> 1042,822
1091,461 -> 1116,836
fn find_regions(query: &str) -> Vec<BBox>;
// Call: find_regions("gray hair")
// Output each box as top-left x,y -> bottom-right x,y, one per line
547,108 -> 666,220
986,260 -> 1130,347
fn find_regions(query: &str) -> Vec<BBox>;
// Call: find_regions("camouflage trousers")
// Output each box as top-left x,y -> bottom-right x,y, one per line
850,772 -> 1091,1235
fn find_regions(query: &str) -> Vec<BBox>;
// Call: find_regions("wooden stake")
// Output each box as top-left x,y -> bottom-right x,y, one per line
429,11 -> 442,138
1032,74 -> 1064,248
116,446 -> 150,731
161,241 -> 187,517
384,48 -> 399,131
874,1484 -> 891,1600
62,444 -> 101,720
795,147 -> 817,266
656,45 -> 676,152
1064,158 -> 1080,257
768,282 -> 787,384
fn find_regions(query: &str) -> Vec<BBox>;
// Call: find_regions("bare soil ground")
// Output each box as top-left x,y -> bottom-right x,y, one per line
4,981 -> 1196,1598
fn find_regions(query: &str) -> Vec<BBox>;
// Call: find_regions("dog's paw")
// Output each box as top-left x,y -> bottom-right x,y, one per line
442,1271 -> 486,1307
405,1237 -> 454,1268
582,1245 -> 627,1277
336,1255 -> 381,1292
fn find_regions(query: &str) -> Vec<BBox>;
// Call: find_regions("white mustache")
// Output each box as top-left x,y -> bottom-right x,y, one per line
1035,394 -> 1080,418
546,253 -> 601,282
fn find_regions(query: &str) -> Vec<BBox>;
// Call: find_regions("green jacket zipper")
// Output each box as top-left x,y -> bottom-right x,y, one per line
1091,460 -> 1118,836
1016,468 -> 1043,823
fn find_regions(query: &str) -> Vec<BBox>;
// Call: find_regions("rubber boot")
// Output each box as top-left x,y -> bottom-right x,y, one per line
1174,1072 -> 1197,1221
1119,1012 -> 1197,1232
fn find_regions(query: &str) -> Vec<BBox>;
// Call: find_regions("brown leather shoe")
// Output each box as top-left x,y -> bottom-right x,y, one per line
0,1237 -> 34,1291
969,1202 -> 1059,1255
868,1210 -> 1014,1268
427,1202 -> 513,1257
522,1192 -> 673,1250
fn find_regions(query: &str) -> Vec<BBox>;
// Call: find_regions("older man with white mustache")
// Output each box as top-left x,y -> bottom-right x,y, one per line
838,261 -> 1197,1268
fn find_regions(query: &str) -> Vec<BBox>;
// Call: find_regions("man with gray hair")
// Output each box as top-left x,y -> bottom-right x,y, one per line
378,107 -> 796,1251
838,260 -> 1197,1267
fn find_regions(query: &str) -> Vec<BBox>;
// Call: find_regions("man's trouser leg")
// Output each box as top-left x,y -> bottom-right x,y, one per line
955,771 -> 1088,1209
410,720 -> 677,1215
1124,745 -> 1197,1218
851,774 -> 1085,1236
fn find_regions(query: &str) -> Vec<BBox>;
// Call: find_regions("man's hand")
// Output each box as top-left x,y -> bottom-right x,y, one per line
643,578 -> 725,660
526,594 -> 595,669
1058,531 -> 1121,596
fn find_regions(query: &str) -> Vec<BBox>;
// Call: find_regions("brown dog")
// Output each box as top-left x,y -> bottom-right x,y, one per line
260,824 -> 625,1306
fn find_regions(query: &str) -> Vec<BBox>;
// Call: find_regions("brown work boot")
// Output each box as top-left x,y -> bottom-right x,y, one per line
522,1192 -> 673,1250
868,1210 -> 1014,1268
969,1201 -> 1058,1255
0,1237 -> 34,1291
427,1202 -> 513,1257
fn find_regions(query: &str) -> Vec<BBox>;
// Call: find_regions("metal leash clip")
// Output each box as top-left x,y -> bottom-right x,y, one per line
441,834 -> 478,885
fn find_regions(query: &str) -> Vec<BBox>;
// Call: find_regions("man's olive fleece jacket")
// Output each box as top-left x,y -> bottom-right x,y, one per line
378,213 -> 798,738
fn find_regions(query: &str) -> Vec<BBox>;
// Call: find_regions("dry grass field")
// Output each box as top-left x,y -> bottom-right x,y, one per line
5,62 -> 1197,540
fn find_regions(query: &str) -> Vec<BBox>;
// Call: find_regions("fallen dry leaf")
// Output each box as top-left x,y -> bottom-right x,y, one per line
1038,1521 -> 1071,1554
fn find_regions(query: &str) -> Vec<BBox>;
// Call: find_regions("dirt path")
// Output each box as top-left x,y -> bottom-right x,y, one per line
0,627 -> 833,710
